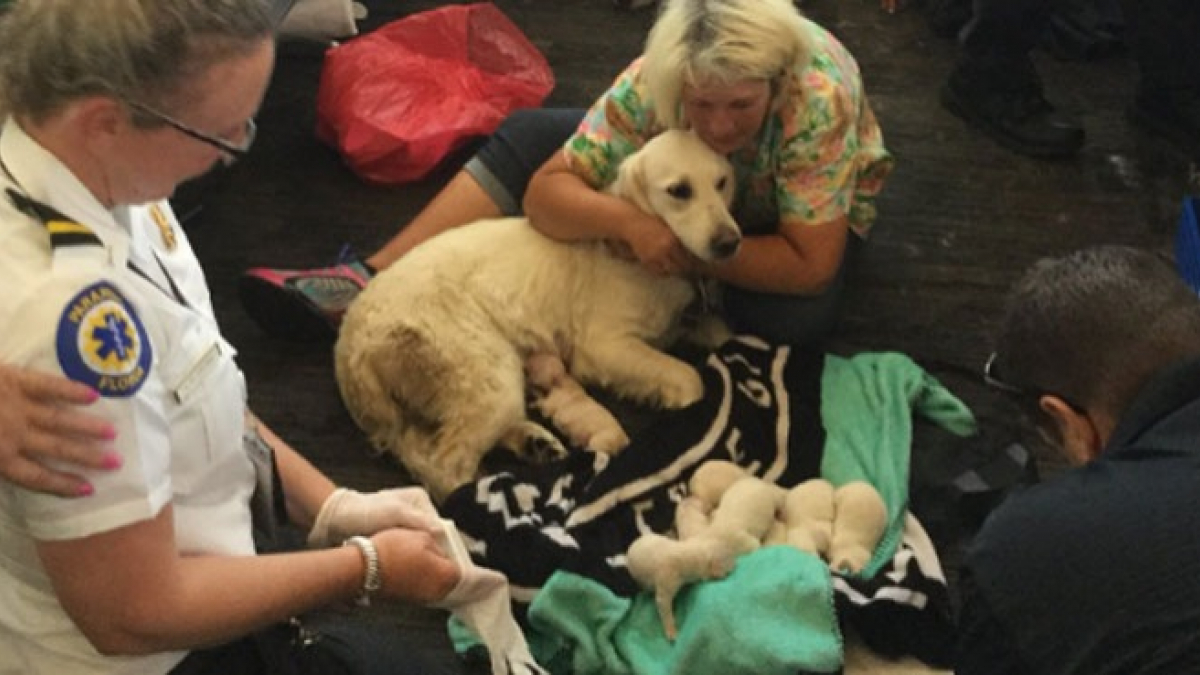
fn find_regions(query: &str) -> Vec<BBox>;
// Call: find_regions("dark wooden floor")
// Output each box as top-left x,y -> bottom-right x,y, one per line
180,0 -> 1198,670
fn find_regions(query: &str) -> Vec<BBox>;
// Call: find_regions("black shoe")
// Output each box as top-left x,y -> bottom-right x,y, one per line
1128,90 -> 1200,161
941,76 -> 1085,159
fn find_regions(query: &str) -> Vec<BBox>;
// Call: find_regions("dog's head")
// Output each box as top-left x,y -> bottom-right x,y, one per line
613,129 -> 742,263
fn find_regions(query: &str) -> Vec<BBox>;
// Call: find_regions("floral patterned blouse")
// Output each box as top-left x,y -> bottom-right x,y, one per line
564,16 -> 893,239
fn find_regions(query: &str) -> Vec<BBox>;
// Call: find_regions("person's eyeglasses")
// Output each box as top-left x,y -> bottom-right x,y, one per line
983,352 -> 1086,412
126,100 -> 256,163
982,352 -> 1024,397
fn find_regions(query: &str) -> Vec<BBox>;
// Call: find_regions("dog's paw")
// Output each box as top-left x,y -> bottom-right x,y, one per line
654,365 -> 704,409
522,423 -> 570,464
499,420 -> 569,464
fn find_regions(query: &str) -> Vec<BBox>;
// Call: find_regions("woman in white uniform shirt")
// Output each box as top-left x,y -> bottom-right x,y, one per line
0,1 -> 460,674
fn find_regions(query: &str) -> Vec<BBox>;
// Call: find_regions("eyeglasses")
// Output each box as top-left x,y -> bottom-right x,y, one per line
982,352 -> 1024,397
126,100 -> 256,163
983,352 -> 1086,412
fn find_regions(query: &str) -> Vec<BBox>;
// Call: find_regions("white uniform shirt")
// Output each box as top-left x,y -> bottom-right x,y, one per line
0,118 -> 257,675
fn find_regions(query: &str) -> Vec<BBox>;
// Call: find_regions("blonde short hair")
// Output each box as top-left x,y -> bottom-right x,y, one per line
641,0 -> 814,128
0,0 -> 277,122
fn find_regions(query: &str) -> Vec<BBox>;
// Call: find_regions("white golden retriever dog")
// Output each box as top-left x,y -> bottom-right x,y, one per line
335,129 -> 741,500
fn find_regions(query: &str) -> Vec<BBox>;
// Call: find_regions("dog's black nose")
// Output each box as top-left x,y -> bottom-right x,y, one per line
710,230 -> 742,260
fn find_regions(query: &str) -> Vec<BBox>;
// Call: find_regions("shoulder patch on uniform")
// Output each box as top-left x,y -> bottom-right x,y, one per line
56,281 -> 153,398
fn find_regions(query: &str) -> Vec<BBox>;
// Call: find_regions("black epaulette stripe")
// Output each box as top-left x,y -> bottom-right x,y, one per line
46,220 -> 103,248
50,231 -> 104,248
6,188 -> 103,248
7,187 -> 65,222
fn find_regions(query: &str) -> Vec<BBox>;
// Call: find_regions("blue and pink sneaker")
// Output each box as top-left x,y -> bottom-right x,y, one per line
239,246 -> 373,341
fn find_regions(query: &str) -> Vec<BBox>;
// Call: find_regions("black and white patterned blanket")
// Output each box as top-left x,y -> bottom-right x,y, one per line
442,337 -> 961,667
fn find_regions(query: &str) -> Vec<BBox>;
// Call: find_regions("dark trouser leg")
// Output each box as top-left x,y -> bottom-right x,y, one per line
958,0 -> 1050,81
169,633 -> 268,675
1121,0 -> 1199,93
721,237 -> 861,347
464,108 -> 587,216
1121,0 -> 1200,157
942,0 -> 1085,158
169,615 -> 450,675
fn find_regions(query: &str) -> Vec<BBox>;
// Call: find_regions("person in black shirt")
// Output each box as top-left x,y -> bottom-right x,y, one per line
960,245 -> 1200,673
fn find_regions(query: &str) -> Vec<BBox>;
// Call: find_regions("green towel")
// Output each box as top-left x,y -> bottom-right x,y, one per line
525,546 -> 842,675
819,352 -> 977,576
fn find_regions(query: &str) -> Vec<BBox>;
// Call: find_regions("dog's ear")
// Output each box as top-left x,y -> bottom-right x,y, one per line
613,148 -> 654,213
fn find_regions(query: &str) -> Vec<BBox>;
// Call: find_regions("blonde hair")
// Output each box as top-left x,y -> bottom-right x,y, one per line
0,0 -> 277,123
641,0 -> 814,128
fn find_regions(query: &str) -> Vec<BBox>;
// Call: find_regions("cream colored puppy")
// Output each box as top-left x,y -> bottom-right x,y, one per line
780,478 -> 836,557
828,481 -> 888,574
335,130 -> 741,500
524,352 -> 629,454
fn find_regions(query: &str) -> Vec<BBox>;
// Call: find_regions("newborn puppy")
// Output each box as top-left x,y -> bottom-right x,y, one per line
524,352 -> 629,455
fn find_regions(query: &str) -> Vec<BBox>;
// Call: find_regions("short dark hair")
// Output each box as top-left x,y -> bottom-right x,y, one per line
992,245 -> 1200,420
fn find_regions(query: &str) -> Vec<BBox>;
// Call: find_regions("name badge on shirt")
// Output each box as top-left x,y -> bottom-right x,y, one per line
173,341 -> 222,404
56,281 -> 153,398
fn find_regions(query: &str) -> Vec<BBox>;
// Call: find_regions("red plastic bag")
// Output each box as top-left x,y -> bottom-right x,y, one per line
315,3 -> 555,184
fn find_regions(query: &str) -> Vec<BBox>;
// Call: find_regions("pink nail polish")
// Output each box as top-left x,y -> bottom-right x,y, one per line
84,388 -> 100,403
77,483 -> 95,497
102,426 -> 118,441
101,453 -> 123,470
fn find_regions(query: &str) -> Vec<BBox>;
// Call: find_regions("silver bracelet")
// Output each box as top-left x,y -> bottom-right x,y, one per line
343,535 -> 382,606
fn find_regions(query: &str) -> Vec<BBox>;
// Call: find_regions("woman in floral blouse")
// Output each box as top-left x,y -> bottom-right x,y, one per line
242,0 -> 892,346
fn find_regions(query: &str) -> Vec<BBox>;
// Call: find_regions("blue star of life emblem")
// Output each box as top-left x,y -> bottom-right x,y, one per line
56,281 -> 153,398
95,311 -> 134,361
